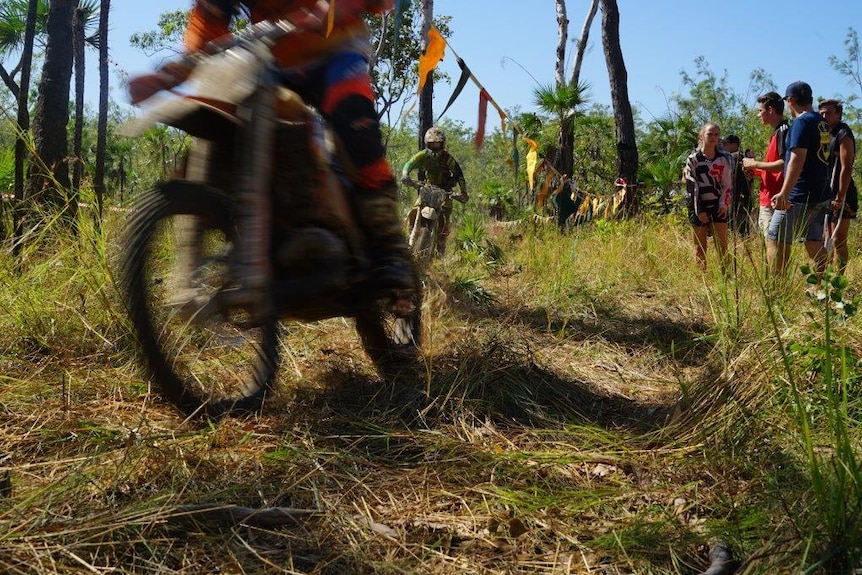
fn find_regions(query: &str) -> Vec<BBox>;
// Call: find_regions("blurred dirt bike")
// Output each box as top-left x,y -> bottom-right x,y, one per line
121,19 -> 422,418
404,180 -> 465,269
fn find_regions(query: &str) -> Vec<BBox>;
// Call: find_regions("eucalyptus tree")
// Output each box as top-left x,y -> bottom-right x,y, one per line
666,58 -> 772,160
829,28 -> 862,98
599,0 -> 638,212
367,3 -> 450,131
72,4 -> 86,195
550,0 -> 638,210
417,0 -> 433,148
127,9 -> 187,60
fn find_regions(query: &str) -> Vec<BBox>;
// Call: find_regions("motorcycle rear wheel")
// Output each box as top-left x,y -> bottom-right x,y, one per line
122,181 -> 280,418
354,273 -> 423,381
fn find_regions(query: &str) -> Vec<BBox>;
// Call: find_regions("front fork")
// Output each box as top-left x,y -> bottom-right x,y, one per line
171,76 -> 278,322
231,75 -> 277,293
171,140 -> 210,297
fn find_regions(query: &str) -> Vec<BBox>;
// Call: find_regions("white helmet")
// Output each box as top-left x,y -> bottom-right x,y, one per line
424,126 -> 446,146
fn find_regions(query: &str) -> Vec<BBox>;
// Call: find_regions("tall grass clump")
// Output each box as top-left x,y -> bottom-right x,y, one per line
0,193 -> 133,388
771,266 -> 862,572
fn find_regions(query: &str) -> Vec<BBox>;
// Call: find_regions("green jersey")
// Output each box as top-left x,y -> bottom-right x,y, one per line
401,149 -> 467,195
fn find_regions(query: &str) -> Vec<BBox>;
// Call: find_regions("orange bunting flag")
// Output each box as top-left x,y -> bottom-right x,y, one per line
475,89 -> 490,150
325,0 -> 335,37
524,137 -> 539,189
418,26 -> 445,93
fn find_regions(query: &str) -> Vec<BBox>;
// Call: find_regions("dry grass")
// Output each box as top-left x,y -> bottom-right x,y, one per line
0,211 -> 860,574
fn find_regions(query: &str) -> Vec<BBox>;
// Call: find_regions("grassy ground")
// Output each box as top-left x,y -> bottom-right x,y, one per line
1,209 -> 861,574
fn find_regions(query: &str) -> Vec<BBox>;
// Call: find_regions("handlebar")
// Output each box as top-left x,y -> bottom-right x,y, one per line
403,179 -> 467,203
129,10 -> 318,105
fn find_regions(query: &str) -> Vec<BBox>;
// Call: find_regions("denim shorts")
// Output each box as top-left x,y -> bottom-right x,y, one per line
758,206 -> 774,237
766,200 -> 830,244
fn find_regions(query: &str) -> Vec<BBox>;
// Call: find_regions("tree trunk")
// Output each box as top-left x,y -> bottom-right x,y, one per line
25,0 -> 75,218
72,5 -> 85,198
12,0 -> 40,248
600,0 -> 638,213
570,0 -> 599,86
418,0 -> 434,151
558,116 -> 574,178
94,0 -> 110,222
553,0 -> 573,178
554,0 -> 567,87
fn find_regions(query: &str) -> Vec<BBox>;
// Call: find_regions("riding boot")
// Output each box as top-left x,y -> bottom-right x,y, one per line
353,184 -> 417,292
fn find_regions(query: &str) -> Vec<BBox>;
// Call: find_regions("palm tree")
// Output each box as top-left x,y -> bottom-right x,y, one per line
72,4 -> 86,197
71,0 -> 98,202
533,80 -> 590,178
25,0 -> 75,215
0,0 -> 49,98
542,0 -> 596,180
3,0 -> 42,245
93,0 -> 109,221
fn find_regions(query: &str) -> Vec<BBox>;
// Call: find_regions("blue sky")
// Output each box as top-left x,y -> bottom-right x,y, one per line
99,0 -> 862,128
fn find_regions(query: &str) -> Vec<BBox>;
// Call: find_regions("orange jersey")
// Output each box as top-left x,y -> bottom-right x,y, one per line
185,0 -> 393,67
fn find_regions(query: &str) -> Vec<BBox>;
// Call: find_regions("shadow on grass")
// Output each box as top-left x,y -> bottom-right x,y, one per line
447,289 -> 714,368
285,331 -> 724,439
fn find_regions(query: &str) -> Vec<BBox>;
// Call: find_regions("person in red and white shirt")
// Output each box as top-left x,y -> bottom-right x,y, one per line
683,122 -> 733,271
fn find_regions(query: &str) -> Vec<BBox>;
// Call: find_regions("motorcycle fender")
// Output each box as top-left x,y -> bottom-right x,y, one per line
405,207 -> 418,228
420,207 -> 439,220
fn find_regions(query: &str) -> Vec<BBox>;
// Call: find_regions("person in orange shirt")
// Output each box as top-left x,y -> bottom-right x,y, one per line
130,0 -> 415,304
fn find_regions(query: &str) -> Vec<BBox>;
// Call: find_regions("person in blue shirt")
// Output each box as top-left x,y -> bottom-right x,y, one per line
766,81 -> 831,277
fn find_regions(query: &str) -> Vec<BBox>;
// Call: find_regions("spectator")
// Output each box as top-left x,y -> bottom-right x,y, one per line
744,91 -> 789,237
765,81 -> 831,277
723,134 -> 753,235
683,122 -> 733,271
551,175 -> 584,232
819,98 -> 858,274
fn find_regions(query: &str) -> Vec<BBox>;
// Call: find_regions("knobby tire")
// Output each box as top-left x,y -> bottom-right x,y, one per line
121,181 -> 280,418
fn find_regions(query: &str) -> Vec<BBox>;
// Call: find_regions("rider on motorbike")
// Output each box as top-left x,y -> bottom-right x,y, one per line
128,0 -> 416,313
400,127 -> 468,255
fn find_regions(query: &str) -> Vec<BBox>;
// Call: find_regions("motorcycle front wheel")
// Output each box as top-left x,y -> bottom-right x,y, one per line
121,181 -> 280,419
410,221 -> 437,271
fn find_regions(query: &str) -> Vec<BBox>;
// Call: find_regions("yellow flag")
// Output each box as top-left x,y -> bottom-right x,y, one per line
612,188 -> 625,214
418,27 -> 445,93
524,137 -> 538,189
